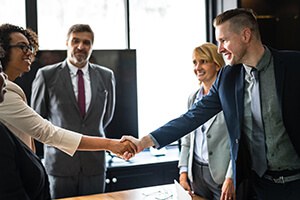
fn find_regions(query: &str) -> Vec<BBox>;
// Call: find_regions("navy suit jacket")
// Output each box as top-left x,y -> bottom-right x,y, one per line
150,47 -> 300,183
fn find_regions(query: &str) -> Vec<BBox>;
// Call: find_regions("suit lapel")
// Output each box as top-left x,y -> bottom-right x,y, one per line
272,51 -> 284,109
59,61 -> 81,114
85,64 -> 98,117
235,65 -> 245,129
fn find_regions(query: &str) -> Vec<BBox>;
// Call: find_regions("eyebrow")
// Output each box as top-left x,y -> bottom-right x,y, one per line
10,42 -> 29,45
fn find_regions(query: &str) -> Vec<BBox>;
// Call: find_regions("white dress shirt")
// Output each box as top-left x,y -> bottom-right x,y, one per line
67,61 -> 92,113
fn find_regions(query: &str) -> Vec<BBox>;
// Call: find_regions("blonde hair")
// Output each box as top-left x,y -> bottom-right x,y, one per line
193,43 -> 225,68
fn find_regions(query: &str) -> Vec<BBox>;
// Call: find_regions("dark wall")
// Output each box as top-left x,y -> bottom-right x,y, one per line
15,50 -> 138,157
241,0 -> 300,50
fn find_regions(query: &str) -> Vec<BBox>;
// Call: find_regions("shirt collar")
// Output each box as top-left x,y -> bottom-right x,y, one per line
255,46 -> 272,72
243,46 -> 272,76
67,60 -> 89,75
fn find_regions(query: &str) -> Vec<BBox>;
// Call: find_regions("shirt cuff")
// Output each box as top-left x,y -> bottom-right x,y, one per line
179,166 -> 188,174
149,134 -> 160,148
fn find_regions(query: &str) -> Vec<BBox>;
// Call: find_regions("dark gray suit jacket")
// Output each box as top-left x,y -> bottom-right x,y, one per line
31,60 -> 115,176
150,48 -> 300,184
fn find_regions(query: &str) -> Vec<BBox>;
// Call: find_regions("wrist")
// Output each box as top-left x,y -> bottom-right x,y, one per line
140,135 -> 154,151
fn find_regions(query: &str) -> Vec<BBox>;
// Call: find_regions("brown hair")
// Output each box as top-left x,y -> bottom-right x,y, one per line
213,8 -> 261,40
67,24 -> 94,44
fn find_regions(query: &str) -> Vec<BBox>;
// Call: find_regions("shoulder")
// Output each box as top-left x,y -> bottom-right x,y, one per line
269,47 -> 300,63
37,61 -> 65,74
5,81 -> 26,101
89,63 -> 114,75
216,64 -> 243,84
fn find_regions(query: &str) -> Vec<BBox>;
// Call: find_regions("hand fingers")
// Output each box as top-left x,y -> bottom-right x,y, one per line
122,151 -> 134,160
120,135 -> 132,142
126,140 -> 137,153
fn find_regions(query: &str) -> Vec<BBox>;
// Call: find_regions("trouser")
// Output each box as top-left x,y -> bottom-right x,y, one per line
48,172 -> 105,199
252,170 -> 300,200
191,160 -> 221,200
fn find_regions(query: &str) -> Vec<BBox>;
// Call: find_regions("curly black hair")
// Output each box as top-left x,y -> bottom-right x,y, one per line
0,23 -> 39,71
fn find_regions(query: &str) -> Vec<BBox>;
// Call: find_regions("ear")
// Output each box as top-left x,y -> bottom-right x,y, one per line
242,27 -> 252,43
215,63 -> 221,71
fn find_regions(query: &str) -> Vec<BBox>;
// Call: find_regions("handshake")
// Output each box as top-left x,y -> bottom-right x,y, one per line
107,135 -> 154,160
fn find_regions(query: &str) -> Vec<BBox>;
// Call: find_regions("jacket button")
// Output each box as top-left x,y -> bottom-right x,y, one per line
207,134 -> 211,138
235,139 -> 239,144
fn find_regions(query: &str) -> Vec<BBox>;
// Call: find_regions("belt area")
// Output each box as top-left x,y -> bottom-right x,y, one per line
263,173 -> 300,184
193,159 -> 209,166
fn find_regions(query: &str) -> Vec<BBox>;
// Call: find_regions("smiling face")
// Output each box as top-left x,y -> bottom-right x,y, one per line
192,53 -> 220,85
215,21 -> 250,66
5,32 -> 34,80
66,31 -> 93,68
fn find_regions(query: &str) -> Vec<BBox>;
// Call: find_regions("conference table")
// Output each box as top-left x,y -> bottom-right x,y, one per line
57,184 -> 205,200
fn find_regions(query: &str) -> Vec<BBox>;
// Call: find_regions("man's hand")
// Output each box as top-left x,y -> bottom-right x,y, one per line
108,139 -> 137,159
220,178 -> 235,200
120,135 -> 155,160
121,135 -> 143,153
179,172 -> 193,196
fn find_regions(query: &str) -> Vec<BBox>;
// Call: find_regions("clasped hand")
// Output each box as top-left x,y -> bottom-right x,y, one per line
109,135 -> 143,160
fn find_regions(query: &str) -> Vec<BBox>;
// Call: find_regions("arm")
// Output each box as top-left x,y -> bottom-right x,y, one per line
78,136 -> 137,156
178,134 -> 192,195
102,68 -> 116,128
221,159 -> 235,200
178,134 -> 192,194
0,82 -> 82,155
1,81 -> 135,157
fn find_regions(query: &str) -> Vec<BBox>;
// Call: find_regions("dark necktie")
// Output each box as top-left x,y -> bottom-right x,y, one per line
77,69 -> 85,118
250,68 -> 267,177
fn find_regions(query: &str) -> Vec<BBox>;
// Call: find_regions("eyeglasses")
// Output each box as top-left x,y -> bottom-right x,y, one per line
9,44 -> 35,53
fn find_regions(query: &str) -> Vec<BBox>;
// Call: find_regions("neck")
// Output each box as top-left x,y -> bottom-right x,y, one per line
5,68 -> 19,81
243,42 -> 265,67
202,81 -> 214,95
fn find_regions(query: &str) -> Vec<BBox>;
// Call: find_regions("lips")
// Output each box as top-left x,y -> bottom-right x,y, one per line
197,71 -> 205,76
24,57 -> 32,65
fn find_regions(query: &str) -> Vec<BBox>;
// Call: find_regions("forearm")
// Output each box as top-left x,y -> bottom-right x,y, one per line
78,136 -> 111,151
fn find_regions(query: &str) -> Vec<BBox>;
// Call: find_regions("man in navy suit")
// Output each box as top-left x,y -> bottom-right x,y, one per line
123,8 -> 300,200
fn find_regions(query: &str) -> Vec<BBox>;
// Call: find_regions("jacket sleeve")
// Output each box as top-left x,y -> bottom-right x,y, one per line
150,85 -> 222,148
103,69 -> 116,129
0,81 -> 81,156
225,159 -> 233,179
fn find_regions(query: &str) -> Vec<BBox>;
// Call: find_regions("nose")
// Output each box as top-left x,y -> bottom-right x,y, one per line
217,43 -> 224,54
194,62 -> 200,70
77,42 -> 85,50
25,48 -> 34,56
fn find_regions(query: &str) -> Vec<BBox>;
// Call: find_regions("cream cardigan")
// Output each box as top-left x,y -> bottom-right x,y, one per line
0,80 -> 82,156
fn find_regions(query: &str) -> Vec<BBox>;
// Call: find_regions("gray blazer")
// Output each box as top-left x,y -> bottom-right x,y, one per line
178,89 -> 232,185
31,60 -> 116,176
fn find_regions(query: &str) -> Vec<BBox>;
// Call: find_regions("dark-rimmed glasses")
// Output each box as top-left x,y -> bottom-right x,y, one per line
9,44 -> 35,53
